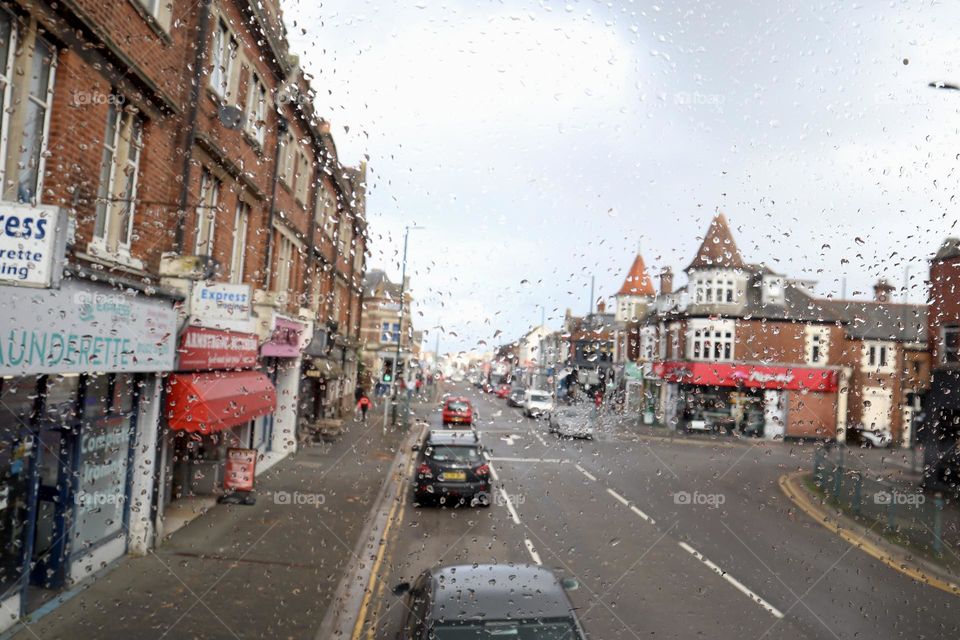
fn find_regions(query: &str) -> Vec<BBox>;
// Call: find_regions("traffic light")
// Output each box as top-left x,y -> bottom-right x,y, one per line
382,360 -> 394,382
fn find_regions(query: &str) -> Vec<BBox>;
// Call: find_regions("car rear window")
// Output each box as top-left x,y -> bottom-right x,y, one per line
530,394 -> 550,402
446,401 -> 470,411
427,446 -> 481,462
432,620 -> 579,639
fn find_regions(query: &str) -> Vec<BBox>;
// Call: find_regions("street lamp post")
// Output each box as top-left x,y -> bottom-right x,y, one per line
390,225 -> 423,425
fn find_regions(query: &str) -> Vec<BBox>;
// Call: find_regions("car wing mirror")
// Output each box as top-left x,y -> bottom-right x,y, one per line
392,582 -> 411,596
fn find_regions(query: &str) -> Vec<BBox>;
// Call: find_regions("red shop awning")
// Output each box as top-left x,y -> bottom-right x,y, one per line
166,371 -> 277,434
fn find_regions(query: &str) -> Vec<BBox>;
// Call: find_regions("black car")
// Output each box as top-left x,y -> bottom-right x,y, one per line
507,388 -> 526,407
412,430 -> 490,507
394,563 -> 586,639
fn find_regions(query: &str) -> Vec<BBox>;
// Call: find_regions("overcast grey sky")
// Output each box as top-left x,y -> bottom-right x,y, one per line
285,0 -> 960,354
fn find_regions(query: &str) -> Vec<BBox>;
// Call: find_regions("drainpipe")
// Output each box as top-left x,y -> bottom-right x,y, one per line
262,116 -> 287,290
175,0 -> 213,253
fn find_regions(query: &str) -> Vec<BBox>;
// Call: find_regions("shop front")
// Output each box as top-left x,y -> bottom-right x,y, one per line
0,277 -> 177,619
653,361 -> 841,439
259,315 -> 309,466
162,326 -> 272,506
299,326 -> 346,423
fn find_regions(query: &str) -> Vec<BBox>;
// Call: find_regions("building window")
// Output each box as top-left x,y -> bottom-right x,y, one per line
688,319 -> 735,362
294,149 -> 311,206
210,19 -> 237,100
273,231 -> 294,294
93,103 -> 143,255
229,201 -> 249,283
805,326 -> 830,365
639,327 -> 656,361
381,321 -> 400,344
316,186 -> 337,238
278,131 -> 295,186
0,15 -> 56,204
135,0 -> 172,29
337,216 -> 351,256
196,170 -> 219,257
942,325 -> 960,364
244,72 -> 266,146
693,275 -> 738,305
862,341 -> 895,373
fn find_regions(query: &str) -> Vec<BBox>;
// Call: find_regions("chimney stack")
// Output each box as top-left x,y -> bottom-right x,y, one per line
596,299 -> 606,314
659,268 -> 674,295
873,278 -> 894,303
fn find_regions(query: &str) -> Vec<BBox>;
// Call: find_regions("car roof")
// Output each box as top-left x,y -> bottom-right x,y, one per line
444,396 -> 471,404
428,564 -> 574,621
426,430 -> 479,446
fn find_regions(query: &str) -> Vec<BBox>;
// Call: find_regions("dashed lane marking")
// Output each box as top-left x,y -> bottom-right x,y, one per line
607,488 -> 629,506
630,505 -> 655,525
488,457 -> 562,463
525,538 -> 543,565
500,490 -> 522,525
678,542 -> 784,619
574,464 -> 597,481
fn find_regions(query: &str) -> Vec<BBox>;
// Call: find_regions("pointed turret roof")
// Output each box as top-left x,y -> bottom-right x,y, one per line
616,253 -> 655,297
686,213 -> 746,271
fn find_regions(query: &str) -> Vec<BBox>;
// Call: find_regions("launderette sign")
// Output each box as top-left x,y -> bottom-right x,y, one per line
0,203 -> 64,288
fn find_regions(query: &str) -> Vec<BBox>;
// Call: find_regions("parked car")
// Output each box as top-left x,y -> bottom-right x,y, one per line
507,388 -> 526,407
441,397 -> 473,426
393,563 -> 586,639
548,406 -> 595,439
495,383 -> 512,398
848,424 -> 893,448
524,389 -> 554,417
411,430 -> 490,507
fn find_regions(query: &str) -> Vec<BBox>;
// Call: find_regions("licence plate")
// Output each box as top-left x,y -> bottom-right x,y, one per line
442,471 -> 466,481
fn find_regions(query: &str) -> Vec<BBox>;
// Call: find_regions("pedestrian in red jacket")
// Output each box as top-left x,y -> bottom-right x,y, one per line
357,395 -> 372,422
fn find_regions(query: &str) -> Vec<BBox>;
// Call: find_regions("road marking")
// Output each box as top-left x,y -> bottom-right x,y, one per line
574,464 -> 597,481
678,542 -> 784,619
488,462 -> 499,482
607,488 -> 630,506
534,432 -> 548,447
525,538 -> 543,565
488,457 -> 561,463
500,490 -> 521,525
630,505 -> 656,524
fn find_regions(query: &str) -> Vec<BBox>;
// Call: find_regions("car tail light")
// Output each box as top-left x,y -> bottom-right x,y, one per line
418,463 -> 433,478
475,463 -> 490,477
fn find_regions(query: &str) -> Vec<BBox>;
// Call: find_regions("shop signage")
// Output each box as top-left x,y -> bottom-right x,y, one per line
0,278 -> 177,375
223,448 -> 257,492
190,282 -> 253,332
177,326 -> 259,371
0,203 -> 65,288
652,361 -> 839,392
261,317 -> 306,358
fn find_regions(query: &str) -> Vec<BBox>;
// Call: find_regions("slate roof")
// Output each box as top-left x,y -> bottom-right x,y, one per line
362,269 -> 401,299
935,237 -> 960,261
686,213 -> 746,271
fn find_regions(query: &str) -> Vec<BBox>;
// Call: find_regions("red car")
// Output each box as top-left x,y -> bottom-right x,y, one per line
442,397 -> 474,426
495,383 -> 512,399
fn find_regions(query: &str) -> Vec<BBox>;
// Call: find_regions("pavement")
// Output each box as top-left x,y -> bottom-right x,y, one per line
355,385 -> 960,640
7,401 -> 423,640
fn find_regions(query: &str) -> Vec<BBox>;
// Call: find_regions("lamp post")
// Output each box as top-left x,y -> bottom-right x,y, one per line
390,225 -> 423,425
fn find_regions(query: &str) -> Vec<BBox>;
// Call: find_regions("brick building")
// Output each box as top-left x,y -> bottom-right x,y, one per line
359,269 -> 415,395
0,0 -> 366,627
647,214 -> 926,444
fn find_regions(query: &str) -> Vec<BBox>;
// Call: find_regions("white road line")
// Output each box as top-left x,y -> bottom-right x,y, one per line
574,464 -> 597,481
607,488 -> 630,506
525,538 -> 542,565
500,490 -> 521,525
488,463 -> 499,482
488,457 -> 562,463
630,505 -> 656,524
678,542 -> 784,619
534,432 -> 548,447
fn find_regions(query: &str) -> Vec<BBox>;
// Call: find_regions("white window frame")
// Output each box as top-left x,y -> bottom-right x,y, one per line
861,340 -> 895,373
229,201 -> 249,283
136,0 -> 172,30
805,325 -> 830,365
196,170 -> 219,258
687,318 -> 735,362
92,102 -> 143,257
316,185 -> 337,238
244,71 -> 266,146
294,148 -> 310,205
639,326 -> 657,361
693,271 -> 739,305
271,224 -> 304,296
942,325 -> 960,365
380,321 -> 400,344
209,19 -> 237,100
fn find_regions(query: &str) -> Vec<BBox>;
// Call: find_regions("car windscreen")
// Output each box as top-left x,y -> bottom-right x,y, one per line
432,620 -> 580,639
446,401 -> 470,412
426,446 -> 481,463
529,394 -> 550,402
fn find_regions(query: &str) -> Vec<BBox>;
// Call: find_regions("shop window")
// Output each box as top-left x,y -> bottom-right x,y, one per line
93,102 -> 143,257
0,13 -> 56,204
942,325 -> 960,364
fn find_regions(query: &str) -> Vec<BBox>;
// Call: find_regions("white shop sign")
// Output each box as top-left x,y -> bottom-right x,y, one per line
0,278 -> 177,375
190,282 -> 254,332
0,203 -> 65,288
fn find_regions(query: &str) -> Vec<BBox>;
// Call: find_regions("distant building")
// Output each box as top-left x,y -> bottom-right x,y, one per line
359,270 -> 415,389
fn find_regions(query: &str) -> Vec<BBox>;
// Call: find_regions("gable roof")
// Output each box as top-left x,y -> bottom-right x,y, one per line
616,253 -> 655,297
935,237 -> 960,261
686,213 -> 746,271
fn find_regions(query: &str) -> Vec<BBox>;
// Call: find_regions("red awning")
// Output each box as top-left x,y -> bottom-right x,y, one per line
166,371 -> 276,434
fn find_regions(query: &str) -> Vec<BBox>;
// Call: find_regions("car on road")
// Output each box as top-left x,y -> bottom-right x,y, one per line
441,396 -> 473,426
494,382 -> 512,398
411,430 -> 490,507
393,563 -> 586,639
547,406 -> 595,439
507,388 -> 526,407
523,389 -> 554,417
848,424 -> 893,448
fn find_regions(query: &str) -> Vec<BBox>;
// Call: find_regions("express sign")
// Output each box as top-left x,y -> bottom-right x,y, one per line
652,361 -> 839,392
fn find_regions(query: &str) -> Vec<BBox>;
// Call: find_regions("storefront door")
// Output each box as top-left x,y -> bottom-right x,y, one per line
29,423 -> 73,590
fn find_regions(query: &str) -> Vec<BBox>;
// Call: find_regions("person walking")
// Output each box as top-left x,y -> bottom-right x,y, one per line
356,394 -> 372,423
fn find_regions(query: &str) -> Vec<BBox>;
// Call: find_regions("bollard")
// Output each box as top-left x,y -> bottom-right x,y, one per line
886,491 -> 896,532
852,472 -> 862,516
832,462 -> 843,501
933,495 -> 944,556
813,449 -> 824,486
